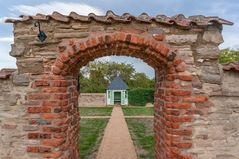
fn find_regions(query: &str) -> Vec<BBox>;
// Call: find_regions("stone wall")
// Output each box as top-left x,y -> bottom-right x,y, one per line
0,69 -> 31,159
185,69 -> 239,159
78,93 -> 106,107
1,11 -> 237,159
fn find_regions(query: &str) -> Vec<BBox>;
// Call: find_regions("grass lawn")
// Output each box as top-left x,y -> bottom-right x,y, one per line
79,118 -> 108,159
79,107 -> 113,116
122,107 -> 153,116
126,118 -> 155,159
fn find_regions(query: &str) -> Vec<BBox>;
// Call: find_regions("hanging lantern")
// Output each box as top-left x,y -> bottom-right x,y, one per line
34,21 -> 47,42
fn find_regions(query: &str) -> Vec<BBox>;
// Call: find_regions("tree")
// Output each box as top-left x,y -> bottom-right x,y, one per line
79,62 -> 108,93
79,61 -> 155,93
130,72 -> 155,89
219,49 -> 239,63
84,61 -> 135,83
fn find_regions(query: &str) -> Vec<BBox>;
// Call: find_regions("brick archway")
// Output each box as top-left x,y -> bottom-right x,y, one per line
24,31 -> 199,159
52,32 -> 171,75
3,11 -> 235,159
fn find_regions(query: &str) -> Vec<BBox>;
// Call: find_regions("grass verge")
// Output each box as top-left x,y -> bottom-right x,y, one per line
80,107 -> 113,116
126,118 -> 155,159
79,118 -> 108,159
122,107 -> 153,116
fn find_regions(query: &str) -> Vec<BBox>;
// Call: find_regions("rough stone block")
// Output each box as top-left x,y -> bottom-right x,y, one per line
165,34 -> 198,44
201,65 -> 220,74
89,26 -> 104,32
12,73 -> 30,86
54,32 -> 89,39
15,34 -> 36,40
198,65 -> 221,84
196,45 -> 220,59
10,43 -> 25,57
192,76 -> 202,88
17,58 -> 44,74
173,45 -> 194,64
55,29 -> 78,33
5,93 -> 21,106
216,154 -> 238,159
72,25 -> 88,30
23,125 -> 39,131
223,122 -> 237,131
55,24 -> 71,29
148,27 -> 164,34
200,73 -> 221,84
222,71 -> 239,96
202,83 -> 222,96
203,26 -> 224,44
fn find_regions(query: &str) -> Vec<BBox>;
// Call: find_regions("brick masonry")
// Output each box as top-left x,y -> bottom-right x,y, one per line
0,11 -> 238,159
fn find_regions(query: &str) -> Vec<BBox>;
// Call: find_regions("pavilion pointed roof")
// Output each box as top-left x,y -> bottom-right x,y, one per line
107,76 -> 128,90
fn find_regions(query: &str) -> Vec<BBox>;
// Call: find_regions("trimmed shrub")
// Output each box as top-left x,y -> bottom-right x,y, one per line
128,88 -> 154,106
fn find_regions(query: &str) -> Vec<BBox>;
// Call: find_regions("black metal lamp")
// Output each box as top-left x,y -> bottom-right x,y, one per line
34,21 -> 47,42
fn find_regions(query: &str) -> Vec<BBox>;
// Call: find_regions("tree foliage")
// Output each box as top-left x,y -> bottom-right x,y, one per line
219,49 -> 239,63
79,61 -> 154,93
130,72 -> 155,89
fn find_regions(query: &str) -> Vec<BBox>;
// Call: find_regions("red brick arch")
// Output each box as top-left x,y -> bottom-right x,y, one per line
52,31 -> 173,76
26,31 -> 200,159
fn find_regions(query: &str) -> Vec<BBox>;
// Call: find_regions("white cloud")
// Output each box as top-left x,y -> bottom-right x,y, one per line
0,37 -> 13,43
10,1 -> 104,16
96,56 -> 111,62
0,43 -> 16,69
0,17 -> 21,23
0,17 -> 6,23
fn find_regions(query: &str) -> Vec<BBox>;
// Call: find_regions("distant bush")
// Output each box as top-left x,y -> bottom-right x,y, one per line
219,49 -> 239,63
128,88 -> 154,106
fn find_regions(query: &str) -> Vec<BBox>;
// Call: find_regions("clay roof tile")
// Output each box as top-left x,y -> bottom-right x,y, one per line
222,62 -> 239,71
4,11 -> 233,28
0,68 -> 17,79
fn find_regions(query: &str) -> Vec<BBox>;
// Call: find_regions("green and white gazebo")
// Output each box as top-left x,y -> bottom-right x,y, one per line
106,76 -> 128,106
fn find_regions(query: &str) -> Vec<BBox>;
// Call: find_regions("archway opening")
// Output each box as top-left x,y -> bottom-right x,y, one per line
78,55 -> 155,158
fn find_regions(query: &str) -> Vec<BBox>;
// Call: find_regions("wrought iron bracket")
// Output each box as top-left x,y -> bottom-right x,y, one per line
34,21 -> 47,42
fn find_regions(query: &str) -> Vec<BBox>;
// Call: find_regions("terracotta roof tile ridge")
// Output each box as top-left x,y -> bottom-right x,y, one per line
0,68 -> 17,79
5,10 -> 233,27
222,62 -> 239,71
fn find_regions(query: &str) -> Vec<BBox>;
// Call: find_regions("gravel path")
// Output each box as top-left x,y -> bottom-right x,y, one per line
96,106 -> 138,159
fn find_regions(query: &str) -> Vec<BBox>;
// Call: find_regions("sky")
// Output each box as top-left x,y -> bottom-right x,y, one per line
0,0 -> 239,78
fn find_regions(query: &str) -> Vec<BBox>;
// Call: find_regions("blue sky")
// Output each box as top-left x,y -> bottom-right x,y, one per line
0,0 -> 239,78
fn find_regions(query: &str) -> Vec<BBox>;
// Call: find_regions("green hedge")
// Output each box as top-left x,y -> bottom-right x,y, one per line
128,88 -> 154,106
